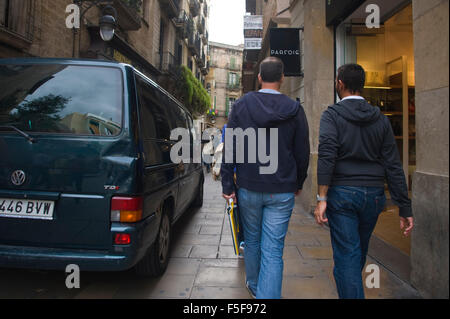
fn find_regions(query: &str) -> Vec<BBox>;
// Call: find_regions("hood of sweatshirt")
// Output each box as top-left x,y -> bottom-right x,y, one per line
330,98 -> 381,125
242,91 -> 299,127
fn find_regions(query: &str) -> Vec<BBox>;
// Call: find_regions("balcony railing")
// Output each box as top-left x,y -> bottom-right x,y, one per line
102,0 -> 142,31
201,61 -> 209,76
158,0 -> 180,19
202,30 -> 208,44
0,0 -> 35,43
226,63 -> 242,72
187,15 -> 195,47
194,32 -> 202,56
158,51 -> 181,75
227,83 -> 241,91
197,16 -> 205,34
174,9 -> 188,38
189,0 -> 200,17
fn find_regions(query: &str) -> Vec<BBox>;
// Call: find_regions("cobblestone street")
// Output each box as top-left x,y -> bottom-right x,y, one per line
0,171 -> 421,299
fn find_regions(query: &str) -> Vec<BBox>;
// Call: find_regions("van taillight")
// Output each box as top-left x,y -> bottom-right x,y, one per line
114,233 -> 131,245
111,197 -> 143,223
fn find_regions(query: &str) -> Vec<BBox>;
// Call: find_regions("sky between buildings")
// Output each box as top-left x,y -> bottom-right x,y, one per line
209,0 -> 246,46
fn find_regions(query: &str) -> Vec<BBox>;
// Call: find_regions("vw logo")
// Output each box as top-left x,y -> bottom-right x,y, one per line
11,170 -> 26,186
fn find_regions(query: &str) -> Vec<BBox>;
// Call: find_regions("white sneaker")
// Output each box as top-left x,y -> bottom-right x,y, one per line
239,241 -> 245,257
245,280 -> 256,299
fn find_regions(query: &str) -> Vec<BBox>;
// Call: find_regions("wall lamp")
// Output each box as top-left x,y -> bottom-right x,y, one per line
73,0 -> 118,42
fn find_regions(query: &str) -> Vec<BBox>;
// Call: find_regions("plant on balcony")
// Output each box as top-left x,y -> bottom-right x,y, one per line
175,66 -> 210,117
120,0 -> 143,13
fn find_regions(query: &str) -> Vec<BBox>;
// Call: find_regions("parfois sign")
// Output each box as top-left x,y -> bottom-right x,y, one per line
270,28 -> 302,77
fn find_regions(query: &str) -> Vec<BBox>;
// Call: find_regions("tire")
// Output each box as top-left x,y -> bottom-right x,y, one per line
135,206 -> 171,277
192,176 -> 204,208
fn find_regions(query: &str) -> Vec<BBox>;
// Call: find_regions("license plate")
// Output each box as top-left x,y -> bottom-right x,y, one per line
0,198 -> 55,220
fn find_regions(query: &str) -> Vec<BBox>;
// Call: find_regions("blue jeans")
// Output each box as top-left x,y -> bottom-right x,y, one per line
237,187 -> 295,299
326,186 -> 386,299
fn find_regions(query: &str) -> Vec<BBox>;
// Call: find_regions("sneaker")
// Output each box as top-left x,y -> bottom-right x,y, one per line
245,281 -> 256,299
239,241 -> 245,256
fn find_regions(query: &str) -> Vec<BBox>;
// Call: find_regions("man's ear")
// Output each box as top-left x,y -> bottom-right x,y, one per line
280,74 -> 285,85
258,74 -> 263,85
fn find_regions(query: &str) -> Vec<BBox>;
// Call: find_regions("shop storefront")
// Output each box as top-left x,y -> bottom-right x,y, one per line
332,0 -> 416,280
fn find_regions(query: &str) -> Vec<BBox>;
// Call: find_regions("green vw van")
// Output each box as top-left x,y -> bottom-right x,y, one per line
0,58 -> 204,276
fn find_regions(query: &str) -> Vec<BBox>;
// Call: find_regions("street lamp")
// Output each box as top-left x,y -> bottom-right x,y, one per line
72,0 -> 118,57
99,6 -> 118,41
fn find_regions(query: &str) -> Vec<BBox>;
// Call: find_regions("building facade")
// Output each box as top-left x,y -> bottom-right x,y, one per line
244,0 -> 448,298
206,41 -> 243,129
0,0 -> 210,115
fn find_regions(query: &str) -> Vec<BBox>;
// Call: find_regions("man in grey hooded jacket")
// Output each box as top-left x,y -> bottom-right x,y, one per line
315,63 -> 413,299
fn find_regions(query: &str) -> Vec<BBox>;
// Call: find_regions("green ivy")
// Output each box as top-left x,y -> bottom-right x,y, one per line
175,65 -> 210,118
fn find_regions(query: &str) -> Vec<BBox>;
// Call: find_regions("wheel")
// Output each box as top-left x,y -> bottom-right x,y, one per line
192,176 -> 204,208
135,206 -> 171,277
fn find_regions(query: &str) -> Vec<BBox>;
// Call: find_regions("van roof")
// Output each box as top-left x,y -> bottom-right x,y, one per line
0,57 -> 126,68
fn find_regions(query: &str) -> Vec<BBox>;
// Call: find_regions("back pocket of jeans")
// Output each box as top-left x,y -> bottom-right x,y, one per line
327,189 -> 355,212
375,195 -> 387,214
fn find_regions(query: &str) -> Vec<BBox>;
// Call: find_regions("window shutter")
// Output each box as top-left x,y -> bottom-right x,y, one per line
226,97 -> 229,116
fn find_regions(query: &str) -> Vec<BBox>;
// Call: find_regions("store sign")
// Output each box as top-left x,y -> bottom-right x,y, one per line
244,15 -> 263,29
113,50 -> 132,65
269,28 -> 302,77
244,15 -> 263,50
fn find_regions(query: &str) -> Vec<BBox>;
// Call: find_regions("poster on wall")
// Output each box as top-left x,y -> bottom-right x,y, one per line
269,28 -> 302,77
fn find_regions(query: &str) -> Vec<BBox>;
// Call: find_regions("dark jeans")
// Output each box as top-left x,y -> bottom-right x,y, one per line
326,186 -> 386,299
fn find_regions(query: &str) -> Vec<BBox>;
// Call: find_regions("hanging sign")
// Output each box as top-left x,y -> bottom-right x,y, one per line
269,28 -> 302,77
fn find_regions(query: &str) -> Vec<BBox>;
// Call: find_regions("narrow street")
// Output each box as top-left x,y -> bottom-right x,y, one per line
0,170 -> 420,299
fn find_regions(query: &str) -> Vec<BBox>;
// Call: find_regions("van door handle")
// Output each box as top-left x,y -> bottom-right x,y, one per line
177,162 -> 185,173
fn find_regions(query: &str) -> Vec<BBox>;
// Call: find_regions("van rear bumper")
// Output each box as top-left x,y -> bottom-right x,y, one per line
0,214 -> 158,272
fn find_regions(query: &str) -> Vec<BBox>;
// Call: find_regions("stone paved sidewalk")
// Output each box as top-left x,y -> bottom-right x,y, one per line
153,172 -> 421,299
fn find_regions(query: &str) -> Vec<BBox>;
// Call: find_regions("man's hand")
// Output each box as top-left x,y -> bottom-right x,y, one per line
400,217 -> 414,237
223,192 -> 236,202
295,190 -> 302,197
314,201 -> 328,226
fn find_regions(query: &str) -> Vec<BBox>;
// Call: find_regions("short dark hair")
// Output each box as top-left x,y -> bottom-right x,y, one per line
259,57 -> 284,83
337,64 -> 366,94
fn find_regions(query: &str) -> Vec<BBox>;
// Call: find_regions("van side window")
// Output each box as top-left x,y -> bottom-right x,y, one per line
186,114 -> 196,141
165,97 -> 188,131
135,75 -> 171,140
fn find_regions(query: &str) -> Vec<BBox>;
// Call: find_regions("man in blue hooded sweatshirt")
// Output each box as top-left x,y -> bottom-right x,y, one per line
221,57 -> 310,299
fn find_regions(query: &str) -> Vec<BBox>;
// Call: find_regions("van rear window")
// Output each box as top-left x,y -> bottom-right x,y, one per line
0,64 -> 123,136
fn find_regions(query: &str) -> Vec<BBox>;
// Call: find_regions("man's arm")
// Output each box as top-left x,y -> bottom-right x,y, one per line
293,104 -> 310,192
317,110 -> 339,186
381,116 -> 414,236
315,110 -> 338,226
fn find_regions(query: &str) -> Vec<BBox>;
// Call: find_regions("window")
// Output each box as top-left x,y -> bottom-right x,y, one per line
135,75 -> 171,140
228,72 -> 239,88
0,64 -> 123,136
0,0 -> 34,40
230,56 -> 236,69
